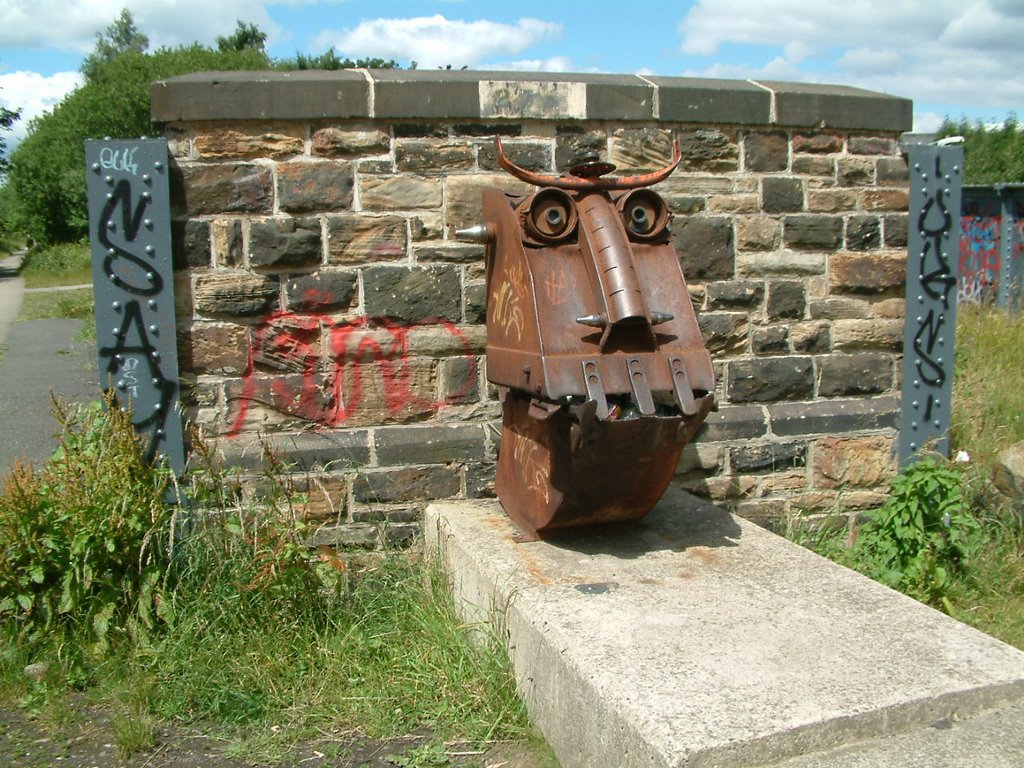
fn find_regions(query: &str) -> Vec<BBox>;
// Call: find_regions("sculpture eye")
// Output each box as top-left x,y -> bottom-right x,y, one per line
522,188 -> 578,242
618,190 -> 668,240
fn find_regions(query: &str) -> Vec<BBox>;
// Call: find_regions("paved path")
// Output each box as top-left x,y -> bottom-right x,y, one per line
0,253 -> 99,474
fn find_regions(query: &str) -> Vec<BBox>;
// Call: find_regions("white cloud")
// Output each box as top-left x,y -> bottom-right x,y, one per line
0,70 -> 83,150
480,57 -> 575,73
314,15 -> 562,69
0,0 -> 277,53
913,111 -> 946,133
677,0 -> 1024,115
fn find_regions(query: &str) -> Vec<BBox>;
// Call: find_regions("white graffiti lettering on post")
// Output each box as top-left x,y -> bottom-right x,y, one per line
100,146 -> 139,176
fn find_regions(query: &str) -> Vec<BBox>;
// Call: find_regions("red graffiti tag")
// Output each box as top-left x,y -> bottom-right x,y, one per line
227,311 -> 477,436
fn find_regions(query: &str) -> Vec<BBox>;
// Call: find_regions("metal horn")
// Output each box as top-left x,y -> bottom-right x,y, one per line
495,136 -> 682,191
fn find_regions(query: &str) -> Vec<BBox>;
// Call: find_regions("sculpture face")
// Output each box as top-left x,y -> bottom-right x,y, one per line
458,139 -> 715,539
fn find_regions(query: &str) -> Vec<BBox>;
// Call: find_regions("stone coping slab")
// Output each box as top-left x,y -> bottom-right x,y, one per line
152,71 -> 912,131
425,487 -> 1024,768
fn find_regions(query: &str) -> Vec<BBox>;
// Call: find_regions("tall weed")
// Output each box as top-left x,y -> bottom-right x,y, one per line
0,398 -> 172,651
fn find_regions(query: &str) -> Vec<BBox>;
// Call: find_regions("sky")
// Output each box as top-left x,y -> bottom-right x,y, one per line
1,0 -> 1022,151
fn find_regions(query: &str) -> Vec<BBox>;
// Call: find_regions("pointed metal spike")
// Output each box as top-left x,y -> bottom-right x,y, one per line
650,311 -> 675,326
453,224 -> 495,243
575,314 -> 607,328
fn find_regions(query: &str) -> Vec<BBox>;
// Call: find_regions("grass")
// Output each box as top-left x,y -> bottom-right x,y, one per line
0,405 -> 532,764
789,304 -> 1024,650
20,242 -> 93,289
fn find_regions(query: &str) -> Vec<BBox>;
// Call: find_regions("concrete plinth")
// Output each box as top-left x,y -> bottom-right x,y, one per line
425,487 -> 1024,767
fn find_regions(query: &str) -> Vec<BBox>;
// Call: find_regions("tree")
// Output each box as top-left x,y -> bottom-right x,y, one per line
938,115 -> 1024,184
0,104 -> 20,177
5,44 -> 272,244
217,20 -> 267,53
281,51 -> 401,71
81,8 -> 149,80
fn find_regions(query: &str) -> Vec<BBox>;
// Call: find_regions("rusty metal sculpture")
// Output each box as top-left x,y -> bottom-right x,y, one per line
456,138 -> 715,539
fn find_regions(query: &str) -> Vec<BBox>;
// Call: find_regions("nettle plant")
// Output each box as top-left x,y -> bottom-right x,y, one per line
0,398 -> 173,650
855,457 -> 979,606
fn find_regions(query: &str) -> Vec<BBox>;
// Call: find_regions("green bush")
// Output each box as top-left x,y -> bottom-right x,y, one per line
854,458 -> 979,606
5,45 -> 271,245
0,399 -> 172,650
938,114 -> 1024,184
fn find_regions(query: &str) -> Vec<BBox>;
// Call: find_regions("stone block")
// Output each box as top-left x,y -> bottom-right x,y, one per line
736,251 -> 825,277
375,423 -> 486,466
554,128 -> 607,172
610,128 -> 674,173
845,216 -> 882,250
372,71 -> 479,118
481,78 -> 586,120
445,174 -> 532,232
813,435 -> 897,489
766,280 -> 806,320
194,271 -> 278,317
249,217 -> 322,269
465,463 -> 497,498
698,312 -> 749,356
884,214 -> 909,247
674,128 -> 740,173
818,353 -> 894,398
439,355 -> 480,404
994,442 -> 1024,498
792,133 -> 843,154
221,429 -> 372,470
837,157 -> 875,187
727,356 -> 814,403
848,136 -> 897,155
807,190 -> 857,213
860,189 -> 910,212
783,215 -> 843,249
326,215 -> 408,264
360,175 -> 443,211
172,163 -> 273,216
251,315 -> 321,373
694,404 -> 768,442
751,325 -> 789,355
762,177 -> 804,213
672,217 -> 735,280
876,157 -> 909,184
353,465 -> 461,503
792,156 -> 835,177
285,270 -> 358,313
211,218 -> 243,268
171,219 -> 211,269
731,441 -> 807,473
454,123 -> 522,137
464,282 -> 487,324
648,77 -> 771,123
478,141 -> 552,172
735,217 -> 781,251
706,280 -> 765,310
177,322 -> 249,375
789,321 -> 831,353
763,81 -> 912,131
395,139 -> 475,173
362,265 -> 461,323
708,194 -> 759,213
307,524 -> 380,549
808,297 -> 871,320
743,132 -> 788,172
830,251 -> 905,292
833,318 -> 903,351
292,474 -> 348,521
277,161 -> 354,213
413,242 -> 484,264
768,395 -> 899,437
311,127 -> 390,158
408,325 -> 486,357
194,123 -> 304,159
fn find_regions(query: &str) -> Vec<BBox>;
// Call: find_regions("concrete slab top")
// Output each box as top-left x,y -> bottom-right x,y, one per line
426,487 -> 1024,767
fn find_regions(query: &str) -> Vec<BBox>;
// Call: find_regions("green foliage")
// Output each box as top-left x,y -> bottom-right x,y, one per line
5,46 -> 270,245
279,50 -> 402,71
0,399 -> 172,651
81,8 -> 150,81
938,114 -> 1024,184
21,241 -> 92,288
853,458 -> 978,606
216,20 -> 267,53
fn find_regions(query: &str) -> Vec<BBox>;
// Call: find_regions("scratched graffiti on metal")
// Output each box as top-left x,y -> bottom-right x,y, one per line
899,145 -> 963,465
85,139 -> 185,473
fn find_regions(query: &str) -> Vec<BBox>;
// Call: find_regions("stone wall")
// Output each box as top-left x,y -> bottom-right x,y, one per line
153,71 -> 913,540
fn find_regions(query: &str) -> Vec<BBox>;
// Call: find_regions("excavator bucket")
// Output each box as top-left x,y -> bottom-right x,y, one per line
457,139 -> 715,539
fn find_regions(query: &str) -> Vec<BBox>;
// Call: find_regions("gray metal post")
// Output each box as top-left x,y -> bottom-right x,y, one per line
84,139 -> 186,478
899,145 -> 963,466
